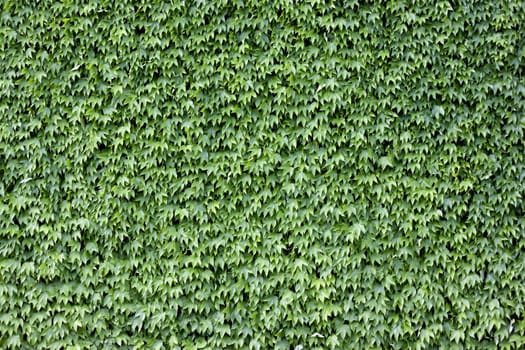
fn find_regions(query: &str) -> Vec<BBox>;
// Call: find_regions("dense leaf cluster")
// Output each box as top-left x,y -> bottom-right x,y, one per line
1,1 -> 524,349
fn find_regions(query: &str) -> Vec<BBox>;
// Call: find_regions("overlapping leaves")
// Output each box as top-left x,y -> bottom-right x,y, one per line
1,0 -> 524,349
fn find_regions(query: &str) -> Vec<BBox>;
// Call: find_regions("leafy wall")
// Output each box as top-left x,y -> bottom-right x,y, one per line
1,1 -> 524,349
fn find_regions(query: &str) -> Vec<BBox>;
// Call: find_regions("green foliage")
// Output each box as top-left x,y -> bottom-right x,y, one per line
1,0 -> 525,349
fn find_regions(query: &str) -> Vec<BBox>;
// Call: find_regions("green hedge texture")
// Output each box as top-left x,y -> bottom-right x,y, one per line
1,1 -> 525,349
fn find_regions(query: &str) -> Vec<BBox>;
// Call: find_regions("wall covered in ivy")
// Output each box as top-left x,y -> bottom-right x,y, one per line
1,1 -> 524,349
